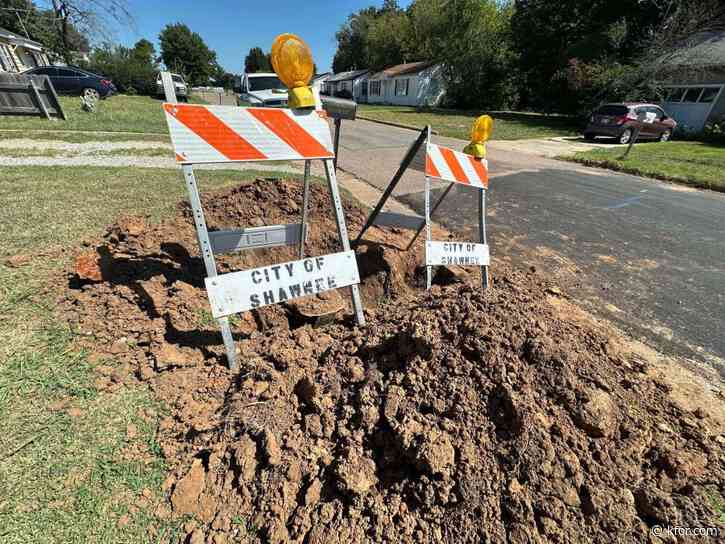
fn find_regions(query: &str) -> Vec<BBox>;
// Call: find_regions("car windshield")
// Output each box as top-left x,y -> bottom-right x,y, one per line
596,105 -> 628,116
248,76 -> 286,91
172,75 -> 184,83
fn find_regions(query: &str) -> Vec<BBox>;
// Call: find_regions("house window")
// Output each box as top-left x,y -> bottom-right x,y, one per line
682,87 -> 704,102
0,45 -> 17,72
665,87 -> 686,102
699,87 -> 721,103
30,52 -> 46,67
664,86 -> 723,104
395,78 -> 409,96
370,80 -> 381,96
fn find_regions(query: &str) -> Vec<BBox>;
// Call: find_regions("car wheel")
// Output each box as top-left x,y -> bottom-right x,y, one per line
82,88 -> 100,101
659,130 -> 672,142
619,129 -> 633,145
584,133 -> 595,141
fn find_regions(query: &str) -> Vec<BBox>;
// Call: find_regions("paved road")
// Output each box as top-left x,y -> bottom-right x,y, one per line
337,119 -> 725,379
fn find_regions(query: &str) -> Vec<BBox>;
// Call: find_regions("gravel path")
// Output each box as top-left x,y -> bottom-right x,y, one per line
0,154 -> 303,171
0,138 -> 172,152
0,136 -> 301,172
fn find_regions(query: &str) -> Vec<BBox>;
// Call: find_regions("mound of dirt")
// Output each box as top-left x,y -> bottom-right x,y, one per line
58,179 -> 724,543
64,178 -> 456,368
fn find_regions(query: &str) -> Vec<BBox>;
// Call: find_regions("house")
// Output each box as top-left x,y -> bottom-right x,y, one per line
323,69 -> 369,102
0,27 -> 50,73
367,61 -> 445,107
659,31 -> 725,133
312,72 -> 332,88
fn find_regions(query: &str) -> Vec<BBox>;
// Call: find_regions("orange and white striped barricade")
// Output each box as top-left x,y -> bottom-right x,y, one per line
161,80 -> 365,370
355,125 -> 490,291
423,129 -> 490,290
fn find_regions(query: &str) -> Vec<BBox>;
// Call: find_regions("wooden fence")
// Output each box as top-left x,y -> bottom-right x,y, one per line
0,73 -> 65,120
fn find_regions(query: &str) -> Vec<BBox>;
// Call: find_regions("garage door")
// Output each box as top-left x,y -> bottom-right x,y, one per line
662,85 -> 723,133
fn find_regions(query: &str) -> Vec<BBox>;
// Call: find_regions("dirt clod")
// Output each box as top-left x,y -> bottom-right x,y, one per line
171,459 -> 205,516
75,251 -> 103,282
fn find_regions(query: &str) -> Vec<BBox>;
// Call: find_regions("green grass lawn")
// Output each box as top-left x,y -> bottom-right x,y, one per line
0,94 -> 208,135
0,165 -> 296,543
358,104 -> 581,140
564,141 -> 725,191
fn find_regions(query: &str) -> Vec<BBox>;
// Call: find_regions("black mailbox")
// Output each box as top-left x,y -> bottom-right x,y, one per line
320,95 -> 357,121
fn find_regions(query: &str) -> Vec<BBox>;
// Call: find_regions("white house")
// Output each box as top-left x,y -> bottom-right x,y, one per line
367,61 -> 445,107
0,27 -> 50,73
659,31 -> 725,133
311,72 -> 332,90
323,69 -> 369,102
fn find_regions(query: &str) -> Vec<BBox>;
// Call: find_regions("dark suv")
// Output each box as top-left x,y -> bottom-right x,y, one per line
584,103 -> 677,144
22,65 -> 116,100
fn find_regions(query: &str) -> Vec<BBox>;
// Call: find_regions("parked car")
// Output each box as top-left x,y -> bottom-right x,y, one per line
584,103 -> 677,144
156,72 -> 188,101
22,66 -> 116,100
237,73 -> 288,107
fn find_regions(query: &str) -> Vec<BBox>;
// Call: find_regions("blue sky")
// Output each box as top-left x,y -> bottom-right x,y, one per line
117,0 -> 412,74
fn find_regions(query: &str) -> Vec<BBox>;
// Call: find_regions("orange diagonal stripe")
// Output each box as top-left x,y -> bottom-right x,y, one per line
468,156 -> 489,188
248,108 -> 333,158
426,153 -> 441,179
165,104 -> 266,161
439,147 -> 469,184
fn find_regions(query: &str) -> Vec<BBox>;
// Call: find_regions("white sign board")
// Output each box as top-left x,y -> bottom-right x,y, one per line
426,241 -> 490,267
205,251 -> 360,318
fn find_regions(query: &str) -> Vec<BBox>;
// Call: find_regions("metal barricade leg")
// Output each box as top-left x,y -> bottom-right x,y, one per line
479,189 -> 490,290
182,165 -> 238,370
323,159 -> 366,326
298,160 -> 311,258
353,126 -> 428,247
405,182 -> 454,251
425,175 -> 433,290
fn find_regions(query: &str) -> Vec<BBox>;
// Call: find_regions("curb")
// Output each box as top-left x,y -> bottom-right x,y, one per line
357,116 -> 439,135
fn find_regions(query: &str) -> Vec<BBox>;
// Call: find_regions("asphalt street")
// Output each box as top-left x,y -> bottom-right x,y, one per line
337,119 -> 725,379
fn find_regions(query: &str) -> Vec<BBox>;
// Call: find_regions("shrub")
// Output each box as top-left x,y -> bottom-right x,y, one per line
83,41 -> 159,96
702,119 -> 725,144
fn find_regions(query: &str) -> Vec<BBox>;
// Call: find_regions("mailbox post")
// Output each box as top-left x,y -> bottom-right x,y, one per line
320,95 -> 357,170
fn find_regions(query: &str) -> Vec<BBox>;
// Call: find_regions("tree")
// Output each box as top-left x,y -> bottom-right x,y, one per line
332,7 -> 377,72
130,38 -> 155,65
510,0 -> 725,112
366,7 -> 414,70
85,38 -> 158,94
0,0 -> 89,61
0,0 -> 34,36
331,0 -> 518,109
415,0 -> 519,109
244,47 -> 272,73
159,23 -> 219,85
48,0 -> 131,63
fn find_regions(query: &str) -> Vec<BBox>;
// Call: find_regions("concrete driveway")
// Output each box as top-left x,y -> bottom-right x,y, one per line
337,119 -> 725,380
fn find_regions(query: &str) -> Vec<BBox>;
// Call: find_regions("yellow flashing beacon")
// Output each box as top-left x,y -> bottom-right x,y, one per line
463,115 -> 494,158
271,33 -> 316,109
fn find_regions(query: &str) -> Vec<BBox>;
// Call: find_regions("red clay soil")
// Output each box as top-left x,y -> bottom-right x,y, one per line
59,179 -> 724,543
